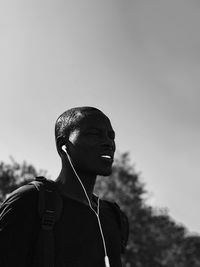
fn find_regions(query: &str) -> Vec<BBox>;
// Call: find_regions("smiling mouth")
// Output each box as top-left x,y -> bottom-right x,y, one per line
101,155 -> 111,159
100,155 -> 113,162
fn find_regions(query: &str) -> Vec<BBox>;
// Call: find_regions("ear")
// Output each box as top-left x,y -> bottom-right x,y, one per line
61,145 -> 67,153
56,137 -> 67,157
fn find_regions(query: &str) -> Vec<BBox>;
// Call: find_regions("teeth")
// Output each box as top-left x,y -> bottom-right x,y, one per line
101,155 -> 111,159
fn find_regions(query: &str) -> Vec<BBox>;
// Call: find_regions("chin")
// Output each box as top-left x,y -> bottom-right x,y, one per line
98,168 -> 112,177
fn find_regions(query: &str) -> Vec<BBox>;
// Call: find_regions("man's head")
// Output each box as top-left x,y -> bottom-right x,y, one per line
55,106 -> 116,176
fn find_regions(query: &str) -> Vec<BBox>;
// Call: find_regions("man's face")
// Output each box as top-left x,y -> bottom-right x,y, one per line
66,112 -> 116,176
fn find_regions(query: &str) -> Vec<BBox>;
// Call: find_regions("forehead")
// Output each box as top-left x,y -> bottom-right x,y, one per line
78,112 -> 113,130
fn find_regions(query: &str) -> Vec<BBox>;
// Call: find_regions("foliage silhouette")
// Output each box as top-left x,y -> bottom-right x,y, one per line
0,157 -> 46,202
95,152 -> 200,267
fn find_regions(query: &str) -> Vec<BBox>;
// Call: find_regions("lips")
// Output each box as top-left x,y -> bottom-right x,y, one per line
100,152 -> 114,163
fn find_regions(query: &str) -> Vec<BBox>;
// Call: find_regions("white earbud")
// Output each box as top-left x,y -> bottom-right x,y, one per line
62,145 -> 67,153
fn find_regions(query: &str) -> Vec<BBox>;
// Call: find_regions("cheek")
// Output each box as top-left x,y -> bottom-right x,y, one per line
68,130 -> 80,144
73,139 -> 98,155
71,145 -> 94,166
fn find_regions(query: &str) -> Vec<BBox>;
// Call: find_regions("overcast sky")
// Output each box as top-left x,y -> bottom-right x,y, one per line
0,0 -> 200,233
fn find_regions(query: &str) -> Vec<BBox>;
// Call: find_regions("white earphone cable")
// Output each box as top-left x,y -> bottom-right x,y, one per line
66,150 -> 110,267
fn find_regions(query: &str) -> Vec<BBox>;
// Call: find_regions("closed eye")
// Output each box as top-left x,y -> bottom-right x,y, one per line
85,130 -> 100,135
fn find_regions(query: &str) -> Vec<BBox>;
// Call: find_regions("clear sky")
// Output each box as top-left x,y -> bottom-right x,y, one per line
0,0 -> 200,233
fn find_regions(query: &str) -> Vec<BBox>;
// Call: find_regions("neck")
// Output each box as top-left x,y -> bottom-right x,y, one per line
55,162 -> 97,205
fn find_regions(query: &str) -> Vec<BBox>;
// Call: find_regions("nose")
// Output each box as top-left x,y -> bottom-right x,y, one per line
101,134 -> 116,151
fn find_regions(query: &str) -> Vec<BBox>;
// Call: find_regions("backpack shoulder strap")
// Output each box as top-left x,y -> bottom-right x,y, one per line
30,176 -> 63,229
30,176 -> 63,267
105,200 -> 129,254
112,202 -> 129,253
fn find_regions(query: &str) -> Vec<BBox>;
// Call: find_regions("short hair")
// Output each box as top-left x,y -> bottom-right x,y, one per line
55,106 -> 106,142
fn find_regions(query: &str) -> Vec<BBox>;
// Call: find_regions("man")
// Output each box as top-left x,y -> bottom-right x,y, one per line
0,106 -> 129,267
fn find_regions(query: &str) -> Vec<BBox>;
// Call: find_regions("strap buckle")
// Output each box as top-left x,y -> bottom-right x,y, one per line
42,210 -> 55,230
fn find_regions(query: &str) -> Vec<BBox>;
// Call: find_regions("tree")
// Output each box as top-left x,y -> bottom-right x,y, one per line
0,157 -> 47,202
161,235 -> 200,267
95,152 -> 198,267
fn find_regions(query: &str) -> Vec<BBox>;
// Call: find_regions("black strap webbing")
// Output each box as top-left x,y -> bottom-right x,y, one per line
30,177 -> 63,267
107,201 -> 129,253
